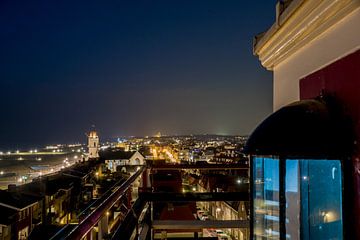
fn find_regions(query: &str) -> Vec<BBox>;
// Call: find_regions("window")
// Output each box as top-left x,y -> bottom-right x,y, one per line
285,160 -> 343,240
18,226 -> 28,240
285,160 -> 300,239
253,157 -> 343,240
253,157 -> 280,239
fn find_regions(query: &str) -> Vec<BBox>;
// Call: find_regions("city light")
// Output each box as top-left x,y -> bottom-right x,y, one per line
0,134 -> 257,239
0,1 -> 357,239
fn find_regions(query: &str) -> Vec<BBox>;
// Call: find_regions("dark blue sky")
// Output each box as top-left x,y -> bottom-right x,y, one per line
0,0 -> 275,149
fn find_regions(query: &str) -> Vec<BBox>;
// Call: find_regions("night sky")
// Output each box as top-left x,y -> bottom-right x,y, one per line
0,1 -> 275,149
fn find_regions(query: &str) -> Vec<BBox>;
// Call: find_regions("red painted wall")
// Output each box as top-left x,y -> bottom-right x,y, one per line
300,49 -> 360,237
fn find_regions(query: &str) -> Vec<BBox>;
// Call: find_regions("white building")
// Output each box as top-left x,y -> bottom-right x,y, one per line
105,151 -> 145,173
247,1 -> 360,239
87,131 -> 99,160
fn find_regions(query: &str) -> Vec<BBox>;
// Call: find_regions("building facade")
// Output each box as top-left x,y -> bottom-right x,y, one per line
246,1 -> 360,239
87,131 -> 99,160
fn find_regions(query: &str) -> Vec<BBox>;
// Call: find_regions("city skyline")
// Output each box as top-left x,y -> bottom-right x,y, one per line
0,1 -> 358,239
0,1 -> 275,148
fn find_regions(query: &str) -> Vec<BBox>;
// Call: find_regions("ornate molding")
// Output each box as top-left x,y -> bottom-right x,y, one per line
254,0 -> 360,70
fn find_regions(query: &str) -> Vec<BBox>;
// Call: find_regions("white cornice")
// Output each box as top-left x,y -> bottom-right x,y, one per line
254,0 -> 360,70
0,202 -> 20,211
0,200 -> 38,211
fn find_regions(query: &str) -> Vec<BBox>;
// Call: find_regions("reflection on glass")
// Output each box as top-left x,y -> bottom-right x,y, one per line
253,157 -> 280,239
285,160 -> 343,240
285,160 -> 300,239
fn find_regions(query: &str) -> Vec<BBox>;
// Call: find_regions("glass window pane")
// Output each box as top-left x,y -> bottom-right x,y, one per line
285,160 -> 343,240
285,160 -> 300,240
253,157 -> 280,239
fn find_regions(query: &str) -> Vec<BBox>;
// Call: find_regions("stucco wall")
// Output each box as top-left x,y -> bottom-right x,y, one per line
273,8 -> 360,110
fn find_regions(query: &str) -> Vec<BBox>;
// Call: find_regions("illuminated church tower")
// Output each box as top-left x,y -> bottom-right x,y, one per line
87,130 -> 99,160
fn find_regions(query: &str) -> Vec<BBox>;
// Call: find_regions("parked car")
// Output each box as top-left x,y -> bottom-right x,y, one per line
218,233 -> 229,240
206,228 -> 217,237
197,210 -> 204,219
215,229 -> 224,235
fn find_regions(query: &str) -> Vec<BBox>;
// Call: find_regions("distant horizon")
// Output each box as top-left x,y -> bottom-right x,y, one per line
0,132 -> 250,150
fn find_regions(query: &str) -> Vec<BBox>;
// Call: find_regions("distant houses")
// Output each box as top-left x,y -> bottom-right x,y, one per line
0,160 -> 101,240
0,189 -> 42,240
